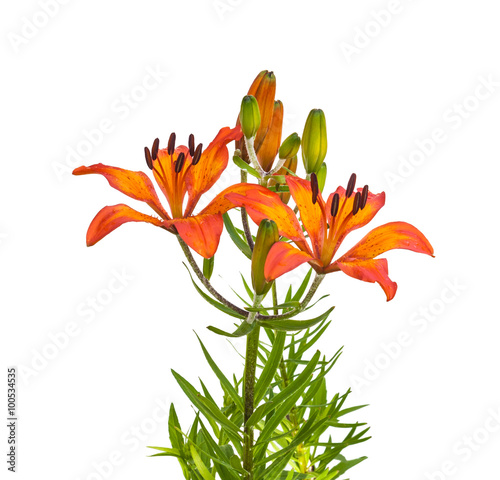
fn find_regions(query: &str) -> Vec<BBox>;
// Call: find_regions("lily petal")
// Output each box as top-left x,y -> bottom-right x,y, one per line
264,242 -> 317,281
334,258 -> 398,301
327,187 -> 385,256
166,213 -> 224,259
86,204 -> 163,247
337,221 -> 434,260
73,164 -> 169,219
224,184 -> 307,244
286,176 -> 326,259
184,126 -> 242,216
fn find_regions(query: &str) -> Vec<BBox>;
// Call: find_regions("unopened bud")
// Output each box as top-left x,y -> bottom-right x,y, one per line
279,132 -> 301,160
239,95 -> 261,139
302,108 -> 327,174
251,219 -> 279,296
316,162 -> 327,193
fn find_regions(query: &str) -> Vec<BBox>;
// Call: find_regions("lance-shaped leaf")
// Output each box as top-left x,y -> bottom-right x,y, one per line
195,334 -> 244,413
257,307 -> 335,332
254,331 -> 286,405
171,370 -> 243,443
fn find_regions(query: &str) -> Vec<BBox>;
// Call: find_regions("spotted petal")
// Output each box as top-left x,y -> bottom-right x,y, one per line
184,126 -> 242,216
166,213 -> 224,259
73,164 -> 169,219
286,176 -> 326,259
224,184 -> 307,245
264,242 -> 318,281
334,258 -> 398,301
85,204 -> 164,247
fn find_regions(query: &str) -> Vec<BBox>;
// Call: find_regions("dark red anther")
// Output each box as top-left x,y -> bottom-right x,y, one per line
144,147 -> 153,170
175,152 -> 185,173
330,192 -> 340,217
352,191 -> 361,215
192,143 -> 203,165
188,134 -> 195,158
152,138 -> 159,160
310,173 -> 319,204
346,173 -> 356,198
360,185 -> 369,210
167,132 -> 176,155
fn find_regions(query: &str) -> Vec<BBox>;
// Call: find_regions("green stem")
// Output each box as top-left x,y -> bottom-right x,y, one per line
243,295 -> 262,479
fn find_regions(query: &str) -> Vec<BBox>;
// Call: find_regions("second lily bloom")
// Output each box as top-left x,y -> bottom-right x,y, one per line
226,174 -> 434,301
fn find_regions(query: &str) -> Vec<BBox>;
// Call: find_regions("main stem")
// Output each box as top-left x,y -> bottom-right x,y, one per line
243,321 -> 260,479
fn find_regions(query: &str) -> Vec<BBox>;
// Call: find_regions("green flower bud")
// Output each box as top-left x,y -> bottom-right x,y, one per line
278,132 -> 301,160
301,108 -> 327,174
251,219 -> 279,296
239,95 -> 261,139
316,162 -> 327,193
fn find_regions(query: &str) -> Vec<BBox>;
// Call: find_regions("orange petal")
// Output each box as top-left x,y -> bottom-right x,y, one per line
338,221 -> 434,260
166,213 -> 224,259
165,214 -> 224,258
257,100 -> 283,172
85,204 -> 164,247
333,258 -> 398,301
326,186 -> 385,256
184,126 -> 242,216
286,176 -> 326,259
73,164 -> 169,219
224,184 -> 307,244
264,242 -> 317,281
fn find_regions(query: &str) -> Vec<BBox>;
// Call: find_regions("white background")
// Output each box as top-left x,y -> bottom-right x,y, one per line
2,1 -> 500,479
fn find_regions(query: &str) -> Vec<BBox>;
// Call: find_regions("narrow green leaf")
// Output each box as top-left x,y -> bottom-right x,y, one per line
190,444 -> 216,480
171,370 -> 242,440
254,331 -> 286,404
233,154 -> 260,178
257,307 -> 335,332
195,333 -> 244,412
254,350 -> 321,450
292,268 -> 313,301
168,403 -> 184,451
147,446 -> 181,457
223,213 -> 252,259
207,321 -> 254,338
183,264 -> 244,319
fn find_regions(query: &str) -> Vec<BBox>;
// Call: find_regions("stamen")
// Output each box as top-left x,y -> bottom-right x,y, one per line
346,173 -> 356,198
310,173 -> 319,204
192,143 -> 203,165
188,134 -> 195,158
360,185 -> 369,209
144,147 -> 153,170
330,193 -> 340,217
167,132 -> 176,155
352,191 -> 361,215
151,138 -> 159,160
175,152 -> 185,173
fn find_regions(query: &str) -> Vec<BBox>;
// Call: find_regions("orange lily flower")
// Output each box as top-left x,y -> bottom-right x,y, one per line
73,126 -> 246,258
225,174 -> 434,301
